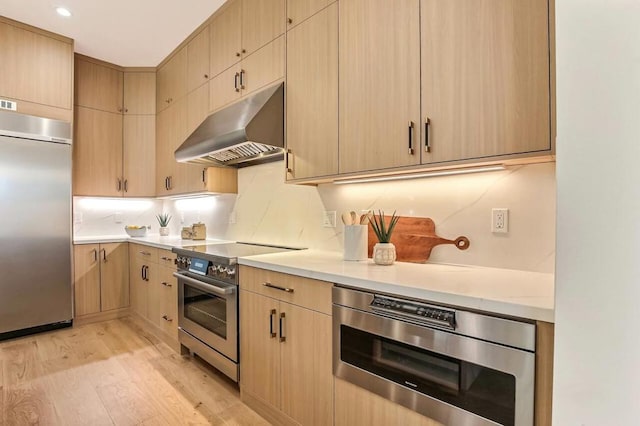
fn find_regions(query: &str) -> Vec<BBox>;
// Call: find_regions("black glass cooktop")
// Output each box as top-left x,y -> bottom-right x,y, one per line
173,242 -> 301,265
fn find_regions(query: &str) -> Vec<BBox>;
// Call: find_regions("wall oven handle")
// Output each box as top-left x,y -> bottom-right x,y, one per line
269,309 -> 277,338
263,282 -> 294,293
173,272 -> 235,296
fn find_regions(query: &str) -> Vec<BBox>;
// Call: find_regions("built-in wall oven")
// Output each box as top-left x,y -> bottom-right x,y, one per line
333,286 -> 536,426
173,243 -> 298,383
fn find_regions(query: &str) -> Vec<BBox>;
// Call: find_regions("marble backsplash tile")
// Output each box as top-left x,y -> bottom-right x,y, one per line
74,160 -> 556,273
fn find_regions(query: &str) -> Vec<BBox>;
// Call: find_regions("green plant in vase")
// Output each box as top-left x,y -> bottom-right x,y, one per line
369,210 -> 399,265
156,213 -> 172,236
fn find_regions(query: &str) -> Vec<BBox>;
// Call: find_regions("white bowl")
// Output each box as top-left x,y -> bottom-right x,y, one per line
125,226 -> 148,237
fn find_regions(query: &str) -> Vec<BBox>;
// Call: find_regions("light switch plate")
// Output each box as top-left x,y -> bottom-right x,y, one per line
323,210 -> 337,228
114,212 -> 123,224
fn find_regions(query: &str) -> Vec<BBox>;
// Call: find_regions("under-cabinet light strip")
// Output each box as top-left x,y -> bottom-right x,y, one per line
333,165 -> 506,185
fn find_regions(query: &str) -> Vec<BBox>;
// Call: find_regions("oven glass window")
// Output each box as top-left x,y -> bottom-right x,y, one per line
340,325 -> 516,426
183,284 -> 227,339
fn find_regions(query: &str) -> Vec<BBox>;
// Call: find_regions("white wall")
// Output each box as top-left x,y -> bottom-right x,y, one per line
554,0 -> 640,423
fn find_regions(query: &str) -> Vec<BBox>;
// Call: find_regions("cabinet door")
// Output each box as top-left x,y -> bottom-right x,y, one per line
187,26 -> 211,93
159,266 -> 178,340
240,290 -> 281,408
75,57 -> 124,113
286,0 -> 330,29
123,72 -> 156,115
157,47 -> 187,113
0,21 -> 73,110
210,0 -> 242,78
123,115 -> 156,197
280,304 -> 333,425
73,106 -> 123,197
100,243 -> 130,311
209,65 -> 242,113
242,0 -> 285,57
421,0 -> 551,163
286,5 -> 338,180
73,245 -> 101,317
130,256 -> 149,319
240,36 -> 285,97
146,266 -> 162,326
338,0 -> 421,173
156,105 -> 175,195
167,98 -> 204,194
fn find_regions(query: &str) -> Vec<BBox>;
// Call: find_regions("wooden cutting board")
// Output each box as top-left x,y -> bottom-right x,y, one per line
366,216 -> 470,263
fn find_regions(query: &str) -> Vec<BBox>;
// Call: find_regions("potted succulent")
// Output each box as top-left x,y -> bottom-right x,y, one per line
369,210 -> 400,265
156,213 -> 172,236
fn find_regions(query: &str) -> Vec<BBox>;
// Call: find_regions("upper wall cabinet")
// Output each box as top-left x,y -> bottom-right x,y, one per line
286,0 -> 331,29
0,17 -> 73,121
124,72 -> 156,115
286,3 -> 338,181
421,0 -> 551,164
209,0 -> 285,79
187,26 -> 211,93
75,57 -> 123,113
338,0 -> 421,174
157,47 -> 187,113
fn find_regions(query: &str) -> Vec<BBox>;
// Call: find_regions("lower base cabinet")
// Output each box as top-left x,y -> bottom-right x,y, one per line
239,266 -> 333,426
74,243 -> 129,320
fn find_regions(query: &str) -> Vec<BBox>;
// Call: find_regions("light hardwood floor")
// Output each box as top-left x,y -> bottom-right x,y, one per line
0,317 -> 269,425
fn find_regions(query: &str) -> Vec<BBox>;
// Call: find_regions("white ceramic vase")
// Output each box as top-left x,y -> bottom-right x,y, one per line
373,242 -> 396,265
159,226 -> 169,236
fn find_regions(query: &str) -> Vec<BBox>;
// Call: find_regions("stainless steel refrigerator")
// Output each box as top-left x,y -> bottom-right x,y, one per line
0,110 -> 73,339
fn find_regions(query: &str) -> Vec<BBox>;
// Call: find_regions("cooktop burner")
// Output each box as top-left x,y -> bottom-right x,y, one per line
173,242 -> 301,265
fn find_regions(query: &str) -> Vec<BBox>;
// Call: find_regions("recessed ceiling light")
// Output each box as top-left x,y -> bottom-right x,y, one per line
56,7 -> 72,17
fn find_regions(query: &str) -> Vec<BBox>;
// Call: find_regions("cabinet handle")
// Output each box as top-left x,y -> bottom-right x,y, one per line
117,178 -> 122,192
169,98 -> 173,103
263,282 -> 294,293
100,248 -> 107,263
165,99 -> 170,104
239,69 -> 245,90
234,72 -> 240,92
162,315 -> 173,322
204,74 -> 209,79
285,149 -> 293,174
241,49 -> 246,54
161,281 -> 172,287
269,309 -> 277,338
167,176 -> 173,190
91,248 -> 98,262
287,17 -> 293,24
202,168 -> 207,184
124,108 -> 128,113
408,121 -> 415,155
425,117 -> 431,153
279,312 -> 286,342
236,52 -> 241,57
117,107 -> 123,113
141,265 -> 146,280
139,251 -> 151,256
123,179 -> 128,192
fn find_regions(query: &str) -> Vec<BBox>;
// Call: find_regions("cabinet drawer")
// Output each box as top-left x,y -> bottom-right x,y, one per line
239,266 -> 331,315
131,244 -> 158,263
158,249 -> 177,269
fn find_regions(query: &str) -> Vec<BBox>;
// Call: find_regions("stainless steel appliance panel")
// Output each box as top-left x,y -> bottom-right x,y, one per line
0,133 -> 72,334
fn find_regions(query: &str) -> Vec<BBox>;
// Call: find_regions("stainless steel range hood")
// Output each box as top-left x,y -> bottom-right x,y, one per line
175,83 -> 284,168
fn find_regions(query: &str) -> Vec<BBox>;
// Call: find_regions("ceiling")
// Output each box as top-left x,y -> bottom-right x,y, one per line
0,0 -> 227,67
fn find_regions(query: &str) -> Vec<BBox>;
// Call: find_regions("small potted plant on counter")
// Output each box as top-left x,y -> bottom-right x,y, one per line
369,210 -> 399,265
156,213 -> 172,236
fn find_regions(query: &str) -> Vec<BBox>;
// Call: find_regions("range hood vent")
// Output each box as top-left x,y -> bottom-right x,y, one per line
175,83 -> 284,168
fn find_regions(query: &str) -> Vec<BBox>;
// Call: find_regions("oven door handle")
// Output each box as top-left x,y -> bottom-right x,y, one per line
173,272 -> 235,296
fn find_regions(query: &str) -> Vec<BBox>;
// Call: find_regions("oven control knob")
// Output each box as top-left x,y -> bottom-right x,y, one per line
227,267 -> 236,276
186,258 -> 191,266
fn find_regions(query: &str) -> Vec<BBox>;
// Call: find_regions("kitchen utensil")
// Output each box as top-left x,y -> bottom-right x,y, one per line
360,212 -> 371,225
366,216 -> 470,263
341,212 -> 353,226
350,211 -> 358,225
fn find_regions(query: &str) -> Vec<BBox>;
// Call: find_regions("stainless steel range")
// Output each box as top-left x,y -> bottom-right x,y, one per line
172,242 -> 297,382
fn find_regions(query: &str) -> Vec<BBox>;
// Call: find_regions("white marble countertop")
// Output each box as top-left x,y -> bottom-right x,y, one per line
73,235 -> 231,250
238,250 -> 555,323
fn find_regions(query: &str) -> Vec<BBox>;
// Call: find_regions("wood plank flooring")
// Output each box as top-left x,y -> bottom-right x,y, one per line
0,317 -> 269,426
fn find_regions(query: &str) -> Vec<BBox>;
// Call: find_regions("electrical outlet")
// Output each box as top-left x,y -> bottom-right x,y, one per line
114,212 -> 123,224
323,210 -> 337,228
492,208 -> 509,233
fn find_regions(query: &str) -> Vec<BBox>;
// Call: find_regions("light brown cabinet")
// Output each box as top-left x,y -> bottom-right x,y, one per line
73,243 -> 129,319
421,0 -> 551,164
187,26 -> 211,93
241,0 -> 286,56
157,47 -> 187,113
286,0 -> 331,29
338,0 -> 421,174
286,4 -> 338,180
239,266 -> 333,426
0,17 -> 73,120
209,0 -> 242,78
75,57 -> 123,113
209,36 -> 285,113
74,58 -> 156,197
129,244 -> 178,342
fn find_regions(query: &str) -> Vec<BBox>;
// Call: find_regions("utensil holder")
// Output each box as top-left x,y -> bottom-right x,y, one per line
344,225 -> 368,261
